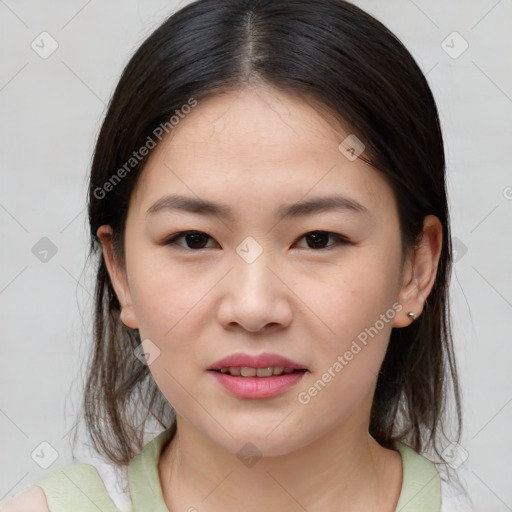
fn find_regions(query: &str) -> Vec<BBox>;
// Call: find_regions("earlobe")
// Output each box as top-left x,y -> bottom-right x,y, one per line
392,215 -> 443,328
96,225 -> 139,330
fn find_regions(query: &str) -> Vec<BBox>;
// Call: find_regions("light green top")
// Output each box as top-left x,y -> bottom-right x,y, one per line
35,429 -> 441,511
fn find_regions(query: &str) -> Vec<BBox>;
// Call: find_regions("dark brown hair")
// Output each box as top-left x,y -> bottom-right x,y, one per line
77,0 -> 462,469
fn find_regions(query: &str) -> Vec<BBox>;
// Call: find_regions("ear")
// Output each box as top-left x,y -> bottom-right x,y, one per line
96,225 -> 139,330
392,215 -> 443,328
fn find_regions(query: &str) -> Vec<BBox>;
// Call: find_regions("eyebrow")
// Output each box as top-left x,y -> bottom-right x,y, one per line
145,193 -> 370,221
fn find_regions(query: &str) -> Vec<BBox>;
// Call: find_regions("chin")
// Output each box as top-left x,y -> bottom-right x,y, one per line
210,424 -> 317,459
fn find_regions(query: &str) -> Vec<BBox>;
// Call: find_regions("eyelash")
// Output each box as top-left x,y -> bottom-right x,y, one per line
163,230 -> 351,251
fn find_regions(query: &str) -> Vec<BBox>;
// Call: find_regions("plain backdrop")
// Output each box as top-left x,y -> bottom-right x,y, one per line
0,0 -> 511,510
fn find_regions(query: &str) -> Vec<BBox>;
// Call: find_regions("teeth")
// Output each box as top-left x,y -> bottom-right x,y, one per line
217,366 -> 298,377
256,367 -> 272,377
241,367 -> 257,377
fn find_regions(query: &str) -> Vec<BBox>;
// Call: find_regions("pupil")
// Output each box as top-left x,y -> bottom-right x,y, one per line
307,232 -> 328,249
187,232 -> 208,249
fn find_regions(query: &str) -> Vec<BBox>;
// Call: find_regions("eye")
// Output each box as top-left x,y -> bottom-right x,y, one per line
294,231 -> 350,250
163,230 -> 350,251
163,231 -> 217,250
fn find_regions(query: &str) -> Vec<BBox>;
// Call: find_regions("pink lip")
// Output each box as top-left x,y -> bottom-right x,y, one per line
207,352 -> 307,371
207,352 -> 308,399
210,371 -> 307,399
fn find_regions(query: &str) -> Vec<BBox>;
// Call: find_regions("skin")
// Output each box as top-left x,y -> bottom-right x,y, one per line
96,85 -> 442,512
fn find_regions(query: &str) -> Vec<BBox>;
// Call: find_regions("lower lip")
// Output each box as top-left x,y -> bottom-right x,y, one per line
209,370 -> 307,399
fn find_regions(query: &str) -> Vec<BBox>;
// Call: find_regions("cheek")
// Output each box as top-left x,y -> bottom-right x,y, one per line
292,267 -> 396,426
292,245 -> 401,383
128,260 -> 210,408
128,249 -> 208,336
303,258 -> 398,335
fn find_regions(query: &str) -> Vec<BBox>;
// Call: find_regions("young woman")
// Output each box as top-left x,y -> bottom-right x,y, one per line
1,0 -> 474,510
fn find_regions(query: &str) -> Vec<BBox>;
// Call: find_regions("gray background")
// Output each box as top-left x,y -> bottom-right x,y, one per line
1,0 -> 511,510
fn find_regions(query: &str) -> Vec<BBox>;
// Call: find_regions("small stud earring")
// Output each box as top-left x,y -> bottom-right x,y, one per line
407,312 -> 416,321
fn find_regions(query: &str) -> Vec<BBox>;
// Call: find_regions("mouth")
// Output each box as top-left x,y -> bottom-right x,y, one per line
207,353 -> 308,398
211,366 -> 307,377
208,352 -> 307,373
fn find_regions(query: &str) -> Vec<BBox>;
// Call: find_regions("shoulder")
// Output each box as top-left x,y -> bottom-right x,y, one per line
0,485 -> 50,512
0,461 -> 122,512
35,460 -> 130,512
395,441 -> 476,511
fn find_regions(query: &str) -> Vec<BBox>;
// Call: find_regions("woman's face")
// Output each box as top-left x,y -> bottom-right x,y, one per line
99,86 -> 436,456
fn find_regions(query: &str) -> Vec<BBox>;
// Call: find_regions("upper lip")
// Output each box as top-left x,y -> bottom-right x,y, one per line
208,352 -> 307,371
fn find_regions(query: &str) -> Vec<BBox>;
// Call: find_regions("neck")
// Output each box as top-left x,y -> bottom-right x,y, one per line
158,415 -> 403,512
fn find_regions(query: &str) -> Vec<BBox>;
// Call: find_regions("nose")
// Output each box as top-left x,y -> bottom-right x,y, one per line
216,250 -> 293,334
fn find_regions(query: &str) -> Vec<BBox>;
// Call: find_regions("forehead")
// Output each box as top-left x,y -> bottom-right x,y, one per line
170,86 -> 340,146
130,86 -> 396,220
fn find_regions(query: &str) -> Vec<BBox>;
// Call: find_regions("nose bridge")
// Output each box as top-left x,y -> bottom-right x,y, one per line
233,235 -> 276,298
216,236 -> 292,332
